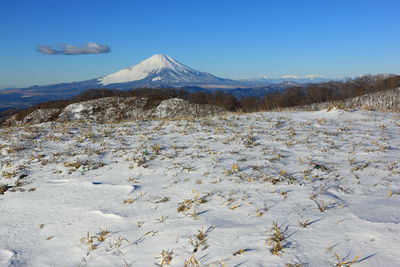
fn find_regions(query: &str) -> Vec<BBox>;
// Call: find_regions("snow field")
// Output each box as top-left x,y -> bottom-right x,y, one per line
0,109 -> 399,266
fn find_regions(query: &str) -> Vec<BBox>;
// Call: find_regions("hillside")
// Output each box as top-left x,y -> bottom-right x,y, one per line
295,88 -> 400,112
3,97 -> 225,126
0,109 -> 399,266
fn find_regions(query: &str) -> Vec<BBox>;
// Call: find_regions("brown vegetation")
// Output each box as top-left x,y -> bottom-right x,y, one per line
262,74 -> 400,111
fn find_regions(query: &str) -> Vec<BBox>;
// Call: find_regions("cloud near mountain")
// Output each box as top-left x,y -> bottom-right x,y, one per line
36,42 -> 111,55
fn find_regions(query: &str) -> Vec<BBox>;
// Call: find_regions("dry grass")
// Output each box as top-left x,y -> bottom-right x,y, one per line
156,249 -> 173,266
267,221 -> 286,255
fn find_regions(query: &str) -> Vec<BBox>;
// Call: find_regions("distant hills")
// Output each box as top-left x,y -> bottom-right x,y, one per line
240,75 -> 336,85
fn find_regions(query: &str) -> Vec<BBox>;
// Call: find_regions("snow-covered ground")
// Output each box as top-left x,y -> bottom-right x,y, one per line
0,109 -> 399,266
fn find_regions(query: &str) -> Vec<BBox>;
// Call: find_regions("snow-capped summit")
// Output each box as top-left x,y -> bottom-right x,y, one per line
98,54 -> 226,86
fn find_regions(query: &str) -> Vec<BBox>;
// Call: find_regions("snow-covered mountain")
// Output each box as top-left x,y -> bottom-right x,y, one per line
97,54 -> 229,86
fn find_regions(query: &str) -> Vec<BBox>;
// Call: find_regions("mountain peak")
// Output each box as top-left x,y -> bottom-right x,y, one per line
98,54 -> 222,86
142,54 -> 171,65
99,54 -> 192,85
148,54 -> 171,60
136,54 -> 189,73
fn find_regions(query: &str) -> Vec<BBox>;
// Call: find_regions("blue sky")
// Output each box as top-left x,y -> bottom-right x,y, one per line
1,0 -> 400,88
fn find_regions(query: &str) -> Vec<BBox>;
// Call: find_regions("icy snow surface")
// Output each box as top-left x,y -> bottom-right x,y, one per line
0,110 -> 399,266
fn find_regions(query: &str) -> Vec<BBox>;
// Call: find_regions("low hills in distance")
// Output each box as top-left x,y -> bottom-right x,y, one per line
2,73 -> 399,126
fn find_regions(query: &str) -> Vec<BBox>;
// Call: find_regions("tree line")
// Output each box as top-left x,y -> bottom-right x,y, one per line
260,74 -> 400,111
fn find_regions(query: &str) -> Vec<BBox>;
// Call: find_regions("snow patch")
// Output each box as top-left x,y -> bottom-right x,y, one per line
0,249 -> 14,266
351,198 -> 400,224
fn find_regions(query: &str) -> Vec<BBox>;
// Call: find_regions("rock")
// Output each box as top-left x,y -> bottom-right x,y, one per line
57,97 -> 149,122
2,96 -> 226,126
29,97 -> 225,124
152,98 -> 225,119
3,108 -> 61,126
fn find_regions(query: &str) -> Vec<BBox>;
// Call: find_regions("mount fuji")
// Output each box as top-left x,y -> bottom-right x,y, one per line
97,54 -> 229,86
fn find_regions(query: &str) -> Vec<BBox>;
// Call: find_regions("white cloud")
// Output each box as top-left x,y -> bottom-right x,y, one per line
37,42 -> 111,55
